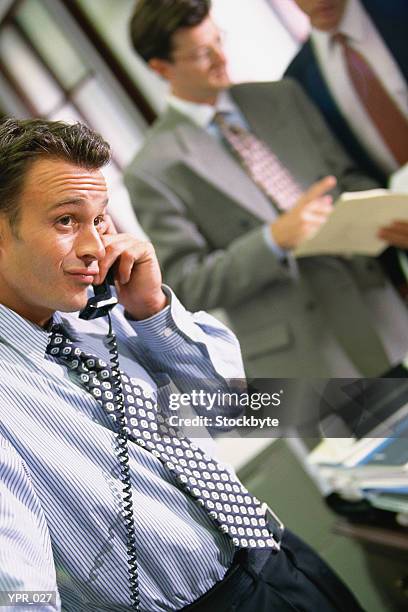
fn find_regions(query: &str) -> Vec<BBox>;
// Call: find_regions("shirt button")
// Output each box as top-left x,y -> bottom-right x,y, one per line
163,327 -> 173,338
305,300 -> 316,311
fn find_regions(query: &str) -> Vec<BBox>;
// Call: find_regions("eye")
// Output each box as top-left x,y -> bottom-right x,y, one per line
56,215 -> 74,227
94,215 -> 107,232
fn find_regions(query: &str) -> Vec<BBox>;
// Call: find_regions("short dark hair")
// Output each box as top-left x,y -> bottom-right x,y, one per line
0,118 -> 111,233
130,0 -> 211,62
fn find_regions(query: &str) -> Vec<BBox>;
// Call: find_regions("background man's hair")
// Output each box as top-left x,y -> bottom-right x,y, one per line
0,118 -> 111,232
130,0 -> 211,62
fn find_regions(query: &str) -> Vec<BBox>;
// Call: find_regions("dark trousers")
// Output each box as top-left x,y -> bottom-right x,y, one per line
182,529 -> 365,612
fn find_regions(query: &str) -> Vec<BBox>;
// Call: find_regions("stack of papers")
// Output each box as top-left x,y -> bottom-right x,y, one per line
308,412 -> 408,519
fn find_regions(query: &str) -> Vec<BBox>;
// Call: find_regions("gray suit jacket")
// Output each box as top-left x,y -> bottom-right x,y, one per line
125,79 -> 408,377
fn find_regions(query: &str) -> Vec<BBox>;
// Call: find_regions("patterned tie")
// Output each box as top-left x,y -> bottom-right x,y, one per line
214,112 -> 303,211
334,33 -> 408,166
46,324 -> 282,550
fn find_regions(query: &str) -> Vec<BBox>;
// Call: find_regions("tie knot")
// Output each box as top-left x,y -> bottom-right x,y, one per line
213,111 -> 227,126
213,112 -> 242,135
47,323 -> 69,343
46,324 -> 78,359
332,31 -> 348,46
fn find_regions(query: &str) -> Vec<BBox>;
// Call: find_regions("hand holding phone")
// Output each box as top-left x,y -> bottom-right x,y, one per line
92,215 -> 167,320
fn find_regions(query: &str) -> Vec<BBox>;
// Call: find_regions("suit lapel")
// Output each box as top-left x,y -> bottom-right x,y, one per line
165,110 -> 277,223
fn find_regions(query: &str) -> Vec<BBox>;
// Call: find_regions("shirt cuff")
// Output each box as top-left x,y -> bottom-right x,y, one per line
262,224 -> 288,260
124,286 -> 185,352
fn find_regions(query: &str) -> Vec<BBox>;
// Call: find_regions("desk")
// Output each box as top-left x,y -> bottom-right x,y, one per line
334,520 -> 408,611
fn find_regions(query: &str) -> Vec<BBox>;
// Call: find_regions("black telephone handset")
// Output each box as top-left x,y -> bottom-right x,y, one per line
78,268 -> 118,320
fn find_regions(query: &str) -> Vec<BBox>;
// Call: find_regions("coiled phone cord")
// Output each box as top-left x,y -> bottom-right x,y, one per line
105,311 -> 141,611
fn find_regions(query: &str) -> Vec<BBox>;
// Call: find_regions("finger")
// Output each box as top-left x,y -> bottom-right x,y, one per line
299,221 -> 325,241
303,215 -> 327,228
302,175 -> 337,204
117,251 -> 135,285
94,256 -> 117,286
303,210 -> 328,221
94,236 -> 131,283
378,229 -> 408,248
302,203 -> 333,220
104,213 -> 118,235
97,238 -> 154,284
303,195 -> 333,213
380,221 -> 408,232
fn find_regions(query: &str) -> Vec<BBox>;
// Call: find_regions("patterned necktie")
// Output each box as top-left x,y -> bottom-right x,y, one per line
46,324 -> 282,550
214,112 -> 303,211
333,32 -> 408,166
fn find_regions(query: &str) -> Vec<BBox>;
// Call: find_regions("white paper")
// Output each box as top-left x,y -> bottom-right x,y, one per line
389,162 -> 408,194
294,189 -> 408,258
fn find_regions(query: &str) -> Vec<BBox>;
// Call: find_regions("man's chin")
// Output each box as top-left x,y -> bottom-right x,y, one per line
212,71 -> 230,88
58,291 -> 90,314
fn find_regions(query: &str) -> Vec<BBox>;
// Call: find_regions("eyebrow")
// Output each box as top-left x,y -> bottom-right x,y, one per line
49,198 -> 109,211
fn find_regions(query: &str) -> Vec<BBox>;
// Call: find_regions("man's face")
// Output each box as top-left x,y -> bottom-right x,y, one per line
294,0 -> 347,31
0,158 -> 109,326
152,16 -> 231,104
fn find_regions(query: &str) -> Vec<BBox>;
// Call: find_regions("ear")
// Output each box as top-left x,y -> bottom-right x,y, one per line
0,215 -> 11,248
0,216 -> 5,240
148,57 -> 173,81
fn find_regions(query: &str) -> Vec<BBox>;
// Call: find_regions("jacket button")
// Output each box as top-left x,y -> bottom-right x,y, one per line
240,219 -> 251,229
305,301 -> 316,311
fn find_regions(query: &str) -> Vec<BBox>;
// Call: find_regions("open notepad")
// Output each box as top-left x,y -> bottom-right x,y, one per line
295,189 -> 408,258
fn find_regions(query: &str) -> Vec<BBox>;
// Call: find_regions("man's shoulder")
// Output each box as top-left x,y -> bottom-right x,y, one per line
126,106 -> 192,175
361,0 -> 408,21
146,106 -> 195,144
230,78 -> 306,110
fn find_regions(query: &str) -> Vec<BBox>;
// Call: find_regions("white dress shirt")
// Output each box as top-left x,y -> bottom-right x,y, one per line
311,0 -> 408,175
168,91 -> 237,130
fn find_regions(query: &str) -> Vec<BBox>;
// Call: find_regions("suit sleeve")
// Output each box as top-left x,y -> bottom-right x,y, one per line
0,437 -> 60,611
288,78 -> 380,192
124,170 -> 291,312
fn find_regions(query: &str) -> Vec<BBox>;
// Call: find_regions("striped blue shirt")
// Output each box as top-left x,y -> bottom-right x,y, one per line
0,289 -> 245,611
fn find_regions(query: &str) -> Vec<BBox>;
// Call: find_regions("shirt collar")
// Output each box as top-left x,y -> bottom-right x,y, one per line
311,0 -> 367,50
167,89 -> 238,129
0,305 -> 67,364
337,0 -> 365,44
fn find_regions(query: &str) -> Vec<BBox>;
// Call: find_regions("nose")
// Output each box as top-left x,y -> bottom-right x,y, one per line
75,225 -> 106,264
212,45 -> 226,67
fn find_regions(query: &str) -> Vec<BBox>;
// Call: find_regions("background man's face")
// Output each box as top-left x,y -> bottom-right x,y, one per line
294,0 -> 347,31
154,16 -> 231,103
0,158 -> 108,326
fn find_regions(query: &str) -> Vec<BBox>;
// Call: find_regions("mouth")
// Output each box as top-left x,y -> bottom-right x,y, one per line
211,65 -> 229,79
66,270 -> 99,285
314,3 -> 339,21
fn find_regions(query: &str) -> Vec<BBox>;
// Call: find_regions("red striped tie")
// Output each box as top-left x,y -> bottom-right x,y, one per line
334,33 -> 408,166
